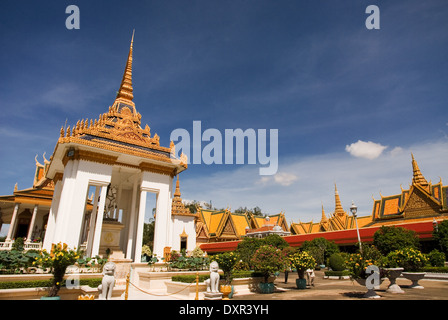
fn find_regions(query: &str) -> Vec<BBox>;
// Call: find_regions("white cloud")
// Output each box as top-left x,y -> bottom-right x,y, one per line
389,146 -> 404,157
259,172 -> 298,187
274,173 -> 298,186
345,140 -> 387,159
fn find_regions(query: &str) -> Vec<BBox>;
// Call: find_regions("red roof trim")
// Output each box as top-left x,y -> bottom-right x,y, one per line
199,220 -> 435,253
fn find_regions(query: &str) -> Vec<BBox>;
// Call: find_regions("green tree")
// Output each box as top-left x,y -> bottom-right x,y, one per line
143,219 -> 155,248
300,237 -> 339,266
263,234 -> 289,249
433,220 -> 448,255
234,206 -> 264,216
373,226 -> 420,255
236,237 -> 264,268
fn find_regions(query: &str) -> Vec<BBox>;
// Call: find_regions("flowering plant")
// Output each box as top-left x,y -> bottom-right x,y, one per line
289,251 -> 316,279
213,251 -> 238,285
34,242 -> 81,297
250,245 -> 288,283
383,247 -> 428,272
345,253 -> 376,280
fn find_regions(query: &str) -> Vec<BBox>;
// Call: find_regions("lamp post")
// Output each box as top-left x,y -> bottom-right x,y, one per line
350,201 -> 362,254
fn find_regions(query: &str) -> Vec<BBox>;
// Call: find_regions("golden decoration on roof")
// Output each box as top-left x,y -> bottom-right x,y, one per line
411,153 -> 429,189
115,29 -> 135,108
55,32 -> 186,170
334,184 -> 347,217
171,176 -> 196,216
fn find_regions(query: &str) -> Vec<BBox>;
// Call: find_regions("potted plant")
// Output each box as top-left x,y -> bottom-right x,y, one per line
390,247 -> 428,289
345,253 -> 381,298
147,254 -> 159,271
382,250 -> 405,294
289,251 -> 316,289
214,251 -> 238,299
34,242 -> 81,299
141,245 -> 152,262
250,245 -> 288,293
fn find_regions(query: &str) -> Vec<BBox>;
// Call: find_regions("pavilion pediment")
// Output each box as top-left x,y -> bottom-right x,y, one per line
402,185 -> 441,218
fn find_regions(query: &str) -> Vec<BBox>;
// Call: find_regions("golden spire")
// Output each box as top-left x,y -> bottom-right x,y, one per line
321,202 -> 328,222
115,30 -> 135,107
411,153 -> 429,189
174,174 -> 182,198
334,184 -> 346,217
171,175 -> 192,216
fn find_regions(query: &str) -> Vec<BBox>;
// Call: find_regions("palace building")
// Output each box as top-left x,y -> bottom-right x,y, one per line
195,208 -> 289,244
0,156 -> 55,250
200,154 -> 448,253
290,154 -> 448,235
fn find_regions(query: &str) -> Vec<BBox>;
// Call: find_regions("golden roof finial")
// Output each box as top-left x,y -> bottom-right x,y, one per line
321,202 -> 328,222
334,183 -> 346,217
115,30 -> 135,107
174,175 -> 181,198
411,153 -> 429,187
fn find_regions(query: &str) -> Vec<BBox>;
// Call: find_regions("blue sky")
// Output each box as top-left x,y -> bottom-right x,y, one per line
1,0 -> 448,225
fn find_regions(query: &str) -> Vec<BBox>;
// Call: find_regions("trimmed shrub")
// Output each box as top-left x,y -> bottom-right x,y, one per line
324,270 -> 351,277
427,249 -> 446,267
0,278 -> 102,290
329,253 -> 345,271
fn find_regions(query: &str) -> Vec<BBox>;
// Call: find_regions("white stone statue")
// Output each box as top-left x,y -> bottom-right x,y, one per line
205,261 -> 220,293
98,262 -> 116,300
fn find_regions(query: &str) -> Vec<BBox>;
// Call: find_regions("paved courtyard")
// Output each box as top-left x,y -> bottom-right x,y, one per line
231,270 -> 448,300
120,269 -> 448,300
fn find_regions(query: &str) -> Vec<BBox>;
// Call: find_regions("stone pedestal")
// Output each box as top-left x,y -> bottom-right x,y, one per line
99,219 -> 124,257
204,292 -> 223,300
109,251 -> 132,287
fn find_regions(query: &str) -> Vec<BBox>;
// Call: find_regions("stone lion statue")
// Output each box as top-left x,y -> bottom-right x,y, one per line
205,261 -> 220,293
98,262 -> 116,300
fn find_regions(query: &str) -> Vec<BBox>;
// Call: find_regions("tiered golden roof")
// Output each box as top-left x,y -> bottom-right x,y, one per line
196,207 -> 289,243
290,154 -> 448,235
52,32 -> 187,176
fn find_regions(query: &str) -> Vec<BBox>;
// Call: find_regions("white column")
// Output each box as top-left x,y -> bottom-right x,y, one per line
43,180 -> 62,251
52,159 -> 78,242
126,177 -> 139,260
134,189 -> 147,262
86,186 -> 100,257
26,205 -> 38,242
91,185 -> 108,257
152,186 -> 172,258
6,203 -> 20,241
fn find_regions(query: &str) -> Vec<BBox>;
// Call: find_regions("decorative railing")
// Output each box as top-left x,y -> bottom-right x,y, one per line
0,241 -> 42,251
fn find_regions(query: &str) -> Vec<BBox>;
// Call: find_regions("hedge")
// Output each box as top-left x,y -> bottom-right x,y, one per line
324,270 -> 351,277
420,266 -> 448,273
0,278 -> 102,290
171,271 -> 264,283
